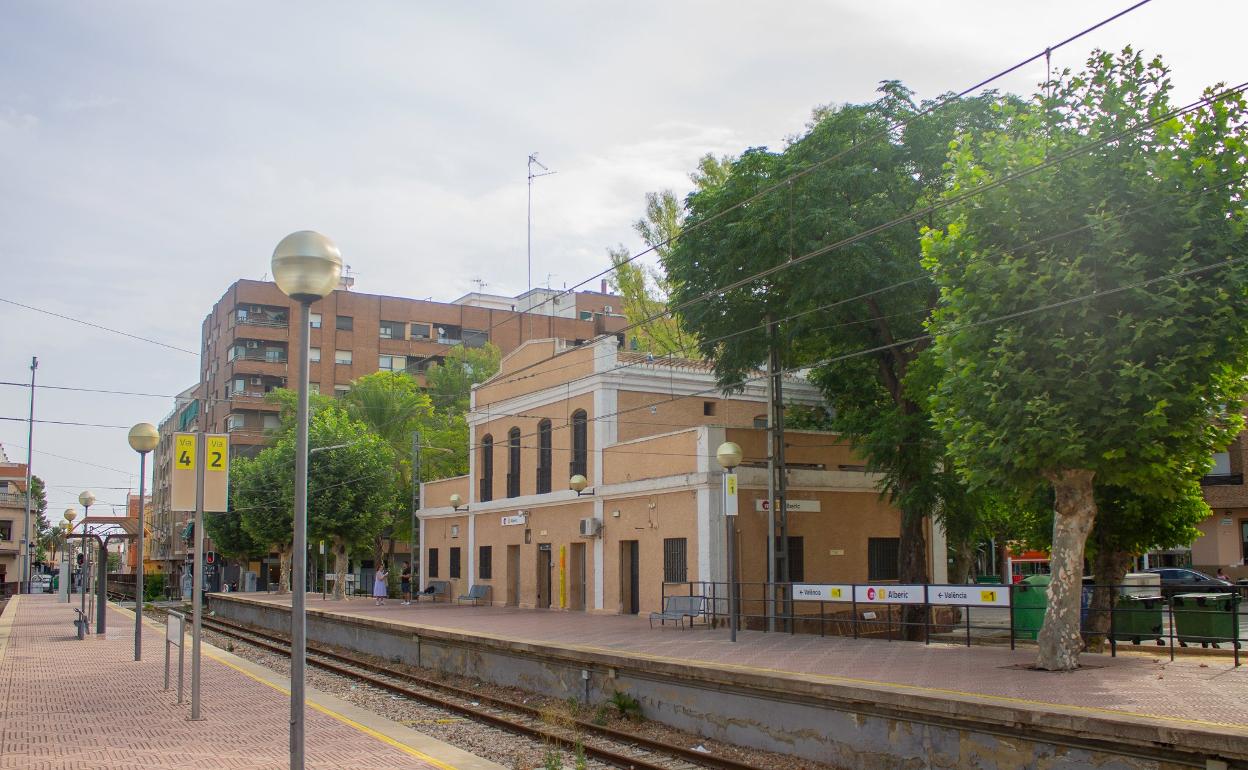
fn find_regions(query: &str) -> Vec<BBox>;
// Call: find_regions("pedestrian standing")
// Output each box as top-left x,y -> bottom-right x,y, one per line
400,564 -> 412,605
373,564 -> 389,606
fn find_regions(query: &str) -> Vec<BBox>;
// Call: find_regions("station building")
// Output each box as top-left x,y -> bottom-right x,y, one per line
417,339 -> 946,616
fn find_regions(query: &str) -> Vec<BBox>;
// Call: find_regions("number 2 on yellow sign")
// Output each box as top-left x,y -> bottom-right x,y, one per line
206,436 -> 228,471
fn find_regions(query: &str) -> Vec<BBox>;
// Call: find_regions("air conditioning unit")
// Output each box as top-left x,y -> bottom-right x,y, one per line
246,340 -> 260,349
578,517 -> 601,538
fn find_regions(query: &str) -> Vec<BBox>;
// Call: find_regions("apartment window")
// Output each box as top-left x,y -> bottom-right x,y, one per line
536,419 -> 552,494
579,311 -> 593,321
334,350 -> 352,365
753,414 -> 768,428
336,315 -> 353,331
227,346 -> 238,362
1212,451 -> 1232,475
309,347 -> 321,363
787,536 -> 805,582
427,548 -> 439,578
480,434 -> 494,503
479,546 -> 492,580
379,354 -> 405,372
225,414 -> 244,431
0,520 -> 12,540
449,547 -> 461,579
867,537 -> 900,582
380,320 -> 404,340
310,313 -> 322,329
570,410 -> 588,478
310,383 -> 320,394
333,385 -> 351,398
410,323 -> 431,340
507,427 -> 521,498
663,538 -> 687,583
463,329 -> 487,348
703,401 -> 716,417
264,347 -> 285,363
263,414 -> 281,431
231,378 -> 246,394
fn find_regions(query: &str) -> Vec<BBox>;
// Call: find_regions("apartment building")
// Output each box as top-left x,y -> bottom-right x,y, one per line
0,447 -> 29,592
417,339 -> 940,616
1193,436 -> 1248,579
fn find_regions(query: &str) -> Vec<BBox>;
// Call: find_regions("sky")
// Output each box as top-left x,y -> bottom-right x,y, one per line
1,0 -> 1245,518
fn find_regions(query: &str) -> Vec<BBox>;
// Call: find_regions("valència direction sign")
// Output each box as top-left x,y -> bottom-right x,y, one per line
929,585 -> 1010,607
792,584 -> 851,601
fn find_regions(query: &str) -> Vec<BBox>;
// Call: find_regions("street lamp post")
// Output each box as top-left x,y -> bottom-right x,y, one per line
128,423 -> 159,661
716,442 -> 742,643
272,230 -> 343,770
62,511 -> 75,602
78,491 -> 94,620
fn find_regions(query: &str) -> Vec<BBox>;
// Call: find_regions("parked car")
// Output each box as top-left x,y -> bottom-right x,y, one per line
1144,568 -> 1232,597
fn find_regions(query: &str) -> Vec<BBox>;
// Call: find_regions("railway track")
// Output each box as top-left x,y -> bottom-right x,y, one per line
193,613 -> 770,770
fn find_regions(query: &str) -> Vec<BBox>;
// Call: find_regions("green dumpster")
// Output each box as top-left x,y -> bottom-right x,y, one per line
975,575 -> 1003,584
1013,574 -> 1050,640
1172,593 -> 1241,648
1111,594 -> 1164,645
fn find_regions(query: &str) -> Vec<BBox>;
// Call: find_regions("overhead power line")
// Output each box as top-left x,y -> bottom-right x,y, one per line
0,297 -> 198,355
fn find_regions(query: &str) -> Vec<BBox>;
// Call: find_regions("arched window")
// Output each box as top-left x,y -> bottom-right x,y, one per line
507,427 -> 521,498
537,419 -> 552,494
480,434 -> 493,503
570,410 -> 588,479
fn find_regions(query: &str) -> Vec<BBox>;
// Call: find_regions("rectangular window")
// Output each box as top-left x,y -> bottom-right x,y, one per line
264,348 -> 285,363
449,547 -> 461,579
225,414 -> 243,431
703,401 -> 716,416
334,350 -> 352,365
309,383 -> 320,394
333,385 -> 350,397
231,378 -> 246,394
579,310 -> 593,321
427,548 -> 439,578
479,546 -> 492,580
1212,451 -> 1232,475
463,329 -> 487,348
309,347 -> 321,363
309,313 -> 321,329
0,520 -> 13,540
336,315 -> 353,331
787,536 -> 805,582
380,320 -> 404,340
379,354 -> 405,372
410,323 -> 431,340
867,537 -> 900,582
226,346 -> 238,362
262,414 -> 281,431
663,538 -> 688,583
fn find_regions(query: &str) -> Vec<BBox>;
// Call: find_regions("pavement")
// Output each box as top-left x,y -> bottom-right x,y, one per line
238,592 -> 1248,735
0,594 -> 501,770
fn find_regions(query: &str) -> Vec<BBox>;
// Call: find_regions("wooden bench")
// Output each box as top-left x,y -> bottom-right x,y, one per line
416,580 -> 450,603
649,595 -> 705,629
457,585 -> 491,605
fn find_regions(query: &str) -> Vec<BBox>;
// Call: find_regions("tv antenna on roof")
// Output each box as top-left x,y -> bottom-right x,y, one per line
527,151 -> 556,299
471,278 -> 488,293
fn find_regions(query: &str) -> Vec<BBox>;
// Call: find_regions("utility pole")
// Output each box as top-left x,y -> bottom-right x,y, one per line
769,322 -> 790,630
21,356 -> 36,594
410,430 -> 420,574
765,325 -> 776,633
190,406 -> 206,721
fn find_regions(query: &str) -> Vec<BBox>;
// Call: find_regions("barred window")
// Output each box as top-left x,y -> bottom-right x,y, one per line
449,547 -> 461,579
479,546 -> 493,580
663,538 -> 687,583
867,537 -> 900,581
787,536 -> 805,582
427,548 -> 439,578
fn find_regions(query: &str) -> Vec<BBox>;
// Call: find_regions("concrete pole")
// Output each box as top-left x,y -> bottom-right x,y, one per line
97,539 -> 107,634
21,356 -> 36,594
410,431 -> 420,575
291,301 -> 312,770
765,342 -> 776,633
190,425 -> 205,720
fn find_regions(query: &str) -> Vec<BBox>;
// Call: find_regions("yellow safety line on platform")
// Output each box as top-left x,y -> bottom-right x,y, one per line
108,602 -> 460,770
321,609 -> 1248,732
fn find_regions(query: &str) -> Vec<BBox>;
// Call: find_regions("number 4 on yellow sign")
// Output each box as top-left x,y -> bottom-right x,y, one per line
175,434 -> 196,469
206,436 -> 228,471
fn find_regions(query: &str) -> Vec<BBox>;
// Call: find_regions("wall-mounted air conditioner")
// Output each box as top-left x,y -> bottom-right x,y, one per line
578,517 -> 601,538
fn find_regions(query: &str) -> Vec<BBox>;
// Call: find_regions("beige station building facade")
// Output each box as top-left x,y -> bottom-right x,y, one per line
418,338 -> 946,616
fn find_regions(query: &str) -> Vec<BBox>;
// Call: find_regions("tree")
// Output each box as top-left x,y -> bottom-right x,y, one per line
667,85 -> 1009,632
424,343 -> 501,416
304,407 -> 397,599
233,451 -> 294,592
28,475 -> 50,564
922,49 -> 1248,669
204,507 -> 265,572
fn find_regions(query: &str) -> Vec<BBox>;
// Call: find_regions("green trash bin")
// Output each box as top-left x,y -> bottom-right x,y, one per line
1013,574 -> 1049,640
1111,594 -> 1164,645
1172,593 -> 1241,648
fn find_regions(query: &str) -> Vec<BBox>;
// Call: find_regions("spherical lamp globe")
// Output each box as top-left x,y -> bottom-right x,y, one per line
716,441 -> 743,470
63,509 -> 76,524
568,474 -> 589,493
78,490 -> 96,508
127,422 -> 159,454
271,231 -> 343,303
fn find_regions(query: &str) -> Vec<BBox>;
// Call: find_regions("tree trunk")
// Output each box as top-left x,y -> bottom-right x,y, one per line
332,537 -> 348,601
276,547 -> 292,595
898,508 -> 930,641
1037,469 -> 1097,671
1084,537 -> 1132,653
949,539 -> 974,585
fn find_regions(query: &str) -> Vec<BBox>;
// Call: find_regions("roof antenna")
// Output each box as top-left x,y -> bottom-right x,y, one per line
528,152 -> 556,334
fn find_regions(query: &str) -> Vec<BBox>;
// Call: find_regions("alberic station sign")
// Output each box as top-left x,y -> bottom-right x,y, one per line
791,583 -> 1011,607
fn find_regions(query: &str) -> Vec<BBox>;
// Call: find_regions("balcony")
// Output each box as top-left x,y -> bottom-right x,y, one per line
236,313 -> 288,329
1200,473 -> 1243,486
0,491 -> 27,509
233,350 -> 288,363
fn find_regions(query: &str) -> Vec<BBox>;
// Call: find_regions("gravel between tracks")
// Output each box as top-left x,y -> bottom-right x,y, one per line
156,608 -> 837,770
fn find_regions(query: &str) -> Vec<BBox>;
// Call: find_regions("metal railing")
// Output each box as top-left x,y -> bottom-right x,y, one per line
662,580 -> 1242,666
236,316 -> 288,328
0,492 -> 28,507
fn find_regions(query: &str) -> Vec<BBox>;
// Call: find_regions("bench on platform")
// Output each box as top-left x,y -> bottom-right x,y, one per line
457,585 -> 491,605
417,580 -> 451,603
649,595 -> 705,629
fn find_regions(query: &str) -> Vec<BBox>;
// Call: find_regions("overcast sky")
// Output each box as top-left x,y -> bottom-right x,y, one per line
1,1 -> 1244,516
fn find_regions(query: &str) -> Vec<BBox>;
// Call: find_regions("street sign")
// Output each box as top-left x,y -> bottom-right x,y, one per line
754,499 -> 821,513
724,473 -> 738,516
792,583 -> 851,602
928,585 -> 1011,607
204,434 -> 229,512
854,584 -> 926,604
171,433 -> 196,511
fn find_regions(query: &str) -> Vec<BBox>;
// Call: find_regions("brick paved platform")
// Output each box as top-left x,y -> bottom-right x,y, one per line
216,592 -> 1248,765
0,594 -> 499,770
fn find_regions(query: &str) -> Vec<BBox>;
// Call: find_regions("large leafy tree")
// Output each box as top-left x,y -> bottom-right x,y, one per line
923,49 -> 1248,669
424,343 -> 501,416
667,85 -> 1008,624
232,450 -> 294,592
